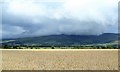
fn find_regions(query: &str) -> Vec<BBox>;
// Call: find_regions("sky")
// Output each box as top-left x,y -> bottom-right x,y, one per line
1,0 -> 119,38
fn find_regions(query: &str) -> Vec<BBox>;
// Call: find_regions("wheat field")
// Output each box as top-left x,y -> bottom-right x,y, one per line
1,49 -> 118,70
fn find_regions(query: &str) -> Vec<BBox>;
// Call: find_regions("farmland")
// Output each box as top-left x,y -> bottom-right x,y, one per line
1,49 -> 118,70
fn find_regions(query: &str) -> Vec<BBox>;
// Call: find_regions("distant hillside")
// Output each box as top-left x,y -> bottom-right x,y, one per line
2,33 -> 118,46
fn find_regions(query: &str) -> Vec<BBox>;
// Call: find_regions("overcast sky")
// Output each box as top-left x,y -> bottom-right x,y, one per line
1,0 -> 119,38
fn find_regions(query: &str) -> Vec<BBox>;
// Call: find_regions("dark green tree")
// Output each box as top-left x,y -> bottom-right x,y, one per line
3,45 -> 9,49
51,46 -> 55,49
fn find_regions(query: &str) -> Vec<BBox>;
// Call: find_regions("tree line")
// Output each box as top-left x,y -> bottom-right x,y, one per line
1,44 -> 119,49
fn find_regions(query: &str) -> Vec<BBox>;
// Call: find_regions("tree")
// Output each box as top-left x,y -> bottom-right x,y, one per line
3,45 -> 9,49
106,45 -> 113,49
13,46 -> 18,49
51,46 -> 55,49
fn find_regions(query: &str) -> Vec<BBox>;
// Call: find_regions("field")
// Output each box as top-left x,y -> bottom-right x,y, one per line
1,49 -> 118,70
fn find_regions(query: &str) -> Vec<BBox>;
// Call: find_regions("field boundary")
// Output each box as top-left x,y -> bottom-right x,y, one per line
1,70 -> 119,72
0,49 -> 118,51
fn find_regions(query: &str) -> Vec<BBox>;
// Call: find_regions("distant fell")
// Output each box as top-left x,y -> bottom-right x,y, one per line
2,33 -> 118,46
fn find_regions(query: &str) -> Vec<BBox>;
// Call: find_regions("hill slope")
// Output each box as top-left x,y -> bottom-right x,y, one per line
2,33 -> 118,46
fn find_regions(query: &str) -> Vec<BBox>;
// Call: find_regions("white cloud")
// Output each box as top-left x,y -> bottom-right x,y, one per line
1,0 -> 119,38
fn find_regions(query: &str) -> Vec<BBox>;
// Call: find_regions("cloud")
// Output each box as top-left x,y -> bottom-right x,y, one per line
1,0 -> 119,38
2,24 -> 25,38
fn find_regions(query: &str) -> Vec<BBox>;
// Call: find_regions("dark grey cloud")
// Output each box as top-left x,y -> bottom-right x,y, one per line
1,0 -> 118,38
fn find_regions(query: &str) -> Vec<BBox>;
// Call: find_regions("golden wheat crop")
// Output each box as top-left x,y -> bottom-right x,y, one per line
1,49 -> 118,70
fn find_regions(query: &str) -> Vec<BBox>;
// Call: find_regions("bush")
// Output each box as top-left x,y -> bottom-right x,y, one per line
3,45 -> 9,49
51,46 -> 55,49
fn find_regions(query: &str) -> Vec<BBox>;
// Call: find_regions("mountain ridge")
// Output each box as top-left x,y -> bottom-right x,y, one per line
2,33 -> 118,46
